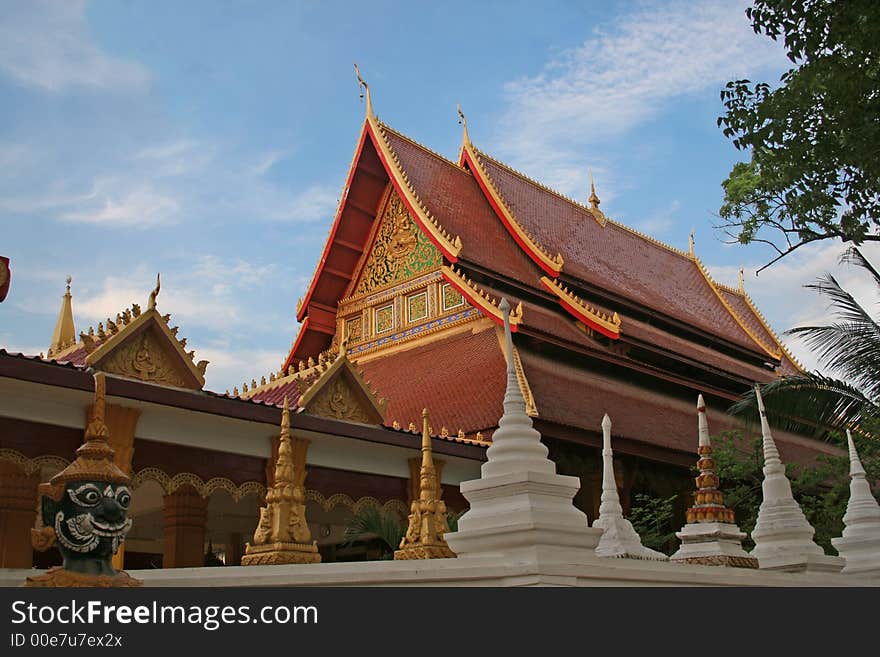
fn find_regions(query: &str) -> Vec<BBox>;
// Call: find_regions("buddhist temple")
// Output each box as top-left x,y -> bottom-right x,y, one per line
0,78 -> 847,574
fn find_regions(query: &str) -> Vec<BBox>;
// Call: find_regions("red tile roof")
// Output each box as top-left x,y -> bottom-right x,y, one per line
358,323 -> 507,437
471,150 -> 769,356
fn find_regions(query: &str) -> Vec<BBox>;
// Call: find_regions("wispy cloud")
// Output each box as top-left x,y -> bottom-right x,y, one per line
60,179 -> 180,227
0,1 -> 151,93
496,0 -> 786,198
196,346 -> 287,393
633,200 -> 681,237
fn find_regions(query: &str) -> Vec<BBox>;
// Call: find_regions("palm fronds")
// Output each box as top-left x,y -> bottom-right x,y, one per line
729,373 -> 877,437
342,505 -> 404,552
729,247 -> 880,438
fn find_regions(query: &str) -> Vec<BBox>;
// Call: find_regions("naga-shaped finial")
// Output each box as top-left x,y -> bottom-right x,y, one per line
354,63 -> 373,118
148,273 -> 161,310
457,103 -> 470,146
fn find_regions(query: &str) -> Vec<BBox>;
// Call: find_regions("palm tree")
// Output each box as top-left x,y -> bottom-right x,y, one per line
342,506 -> 405,556
729,247 -> 880,437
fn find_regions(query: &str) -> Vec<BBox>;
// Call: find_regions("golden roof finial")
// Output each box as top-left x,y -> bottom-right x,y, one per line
738,266 -> 746,293
457,103 -> 470,147
354,63 -> 373,118
48,275 -> 76,358
148,273 -> 161,311
588,169 -> 600,210
688,230 -> 695,257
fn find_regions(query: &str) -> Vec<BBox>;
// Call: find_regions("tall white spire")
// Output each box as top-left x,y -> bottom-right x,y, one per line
831,430 -> 880,575
593,414 -> 667,560
750,385 -> 843,572
670,395 -> 757,568
444,298 -> 602,563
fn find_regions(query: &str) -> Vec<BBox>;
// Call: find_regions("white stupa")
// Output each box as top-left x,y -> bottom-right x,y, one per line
831,430 -> 880,576
443,298 -> 603,563
749,385 -> 843,572
669,395 -> 756,567
593,414 -> 667,560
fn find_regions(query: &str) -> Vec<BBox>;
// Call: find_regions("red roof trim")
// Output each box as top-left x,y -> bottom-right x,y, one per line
461,147 -> 559,278
364,121 -> 459,264
440,268 -> 519,332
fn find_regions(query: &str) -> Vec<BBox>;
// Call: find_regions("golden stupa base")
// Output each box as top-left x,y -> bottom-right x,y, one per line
393,544 -> 456,560
240,541 -> 321,566
679,554 -> 758,569
24,567 -> 143,588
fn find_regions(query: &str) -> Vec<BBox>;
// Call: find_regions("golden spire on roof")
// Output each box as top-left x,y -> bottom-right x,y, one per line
354,63 -> 373,118
588,169 -> 600,210
147,273 -> 160,311
48,276 -> 76,358
738,266 -> 745,293
457,103 -> 470,147
688,230 -> 695,257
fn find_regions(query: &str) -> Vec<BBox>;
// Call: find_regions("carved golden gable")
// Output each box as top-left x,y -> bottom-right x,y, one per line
83,308 -> 207,390
298,353 -> 386,425
351,188 -> 442,297
92,326 -> 194,389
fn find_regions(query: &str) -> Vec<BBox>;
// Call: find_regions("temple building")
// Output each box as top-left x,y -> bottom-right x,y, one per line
0,86 -> 842,571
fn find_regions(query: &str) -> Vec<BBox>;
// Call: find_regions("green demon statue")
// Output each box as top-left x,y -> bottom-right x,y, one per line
26,373 -> 141,587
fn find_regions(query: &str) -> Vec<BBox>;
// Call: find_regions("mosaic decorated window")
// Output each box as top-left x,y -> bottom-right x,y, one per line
375,304 -> 394,334
441,283 -> 464,311
407,292 -> 428,323
352,190 -> 443,296
345,315 -> 363,342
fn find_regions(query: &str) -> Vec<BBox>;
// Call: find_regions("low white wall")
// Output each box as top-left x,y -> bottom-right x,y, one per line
2,556 -> 876,588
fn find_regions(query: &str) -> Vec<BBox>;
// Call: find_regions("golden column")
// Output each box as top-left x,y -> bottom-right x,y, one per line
394,409 -> 455,560
0,460 -> 40,568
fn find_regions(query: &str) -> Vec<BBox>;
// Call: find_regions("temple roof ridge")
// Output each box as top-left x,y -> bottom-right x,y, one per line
377,118 -> 466,173
463,143 -> 564,276
693,256 -> 782,360
539,276 -> 621,340
470,146 -> 698,262
441,265 -> 523,329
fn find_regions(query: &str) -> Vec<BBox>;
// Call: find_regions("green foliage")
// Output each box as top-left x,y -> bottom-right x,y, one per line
730,247 -> 880,436
342,506 -> 404,558
628,493 -> 678,554
717,1 -> 880,265
710,428 -> 880,554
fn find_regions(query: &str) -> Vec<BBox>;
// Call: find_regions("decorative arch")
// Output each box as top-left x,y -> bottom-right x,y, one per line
130,467 -> 266,502
0,448 -> 69,477
304,490 -> 407,518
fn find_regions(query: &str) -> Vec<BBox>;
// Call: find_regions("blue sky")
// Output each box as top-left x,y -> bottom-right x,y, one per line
2,0 -> 877,392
